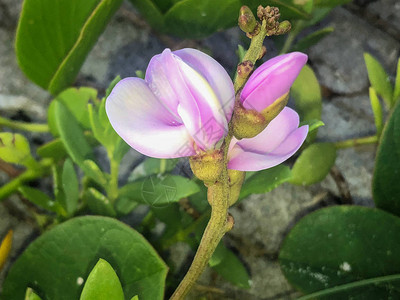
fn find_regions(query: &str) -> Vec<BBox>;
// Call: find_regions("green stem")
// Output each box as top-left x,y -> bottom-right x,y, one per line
0,159 -> 53,201
108,156 -> 120,203
298,273 -> 400,300
0,116 -> 49,133
334,135 -> 378,149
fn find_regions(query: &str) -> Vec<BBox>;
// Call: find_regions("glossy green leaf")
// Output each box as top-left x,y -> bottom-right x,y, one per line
210,243 -> 251,289
292,27 -> 334,52
393,58 -> 400,105
280,206 -> 400,298
54,101 -> 93,164
85,188 -> 116,217
369,87 -> 383,137
299,119 -> 325,133
16,0 -> 123,95
290,143 -> 336,186
128,158 -> 178,182
37,138 -> 67,161
25,288 -> 42,300
364,53 -> 393,107
291,65 -> 322,142
121,175 -> 200,207
62,158 -> 79,215
82,160 -> 108,186
373,99 -> 400,217
18,186 -> 65,216
80,258 -> 124,300
239,165 -> 291,200
0,132 -> 36,168
2,216 -> 168,300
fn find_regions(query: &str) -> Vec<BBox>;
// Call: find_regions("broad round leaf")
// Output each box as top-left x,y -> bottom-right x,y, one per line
2,216 -> 168,300
373,99 -> 400,217
280,206 -> 400,299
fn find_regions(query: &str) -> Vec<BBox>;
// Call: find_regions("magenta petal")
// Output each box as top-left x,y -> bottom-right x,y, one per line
227,107 -> 308,171
106,78 -> 195,158
174,48 -> 235,122
241,52 -> 308,112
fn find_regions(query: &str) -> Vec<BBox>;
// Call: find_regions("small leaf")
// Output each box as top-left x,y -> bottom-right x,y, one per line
290,143 -> 336,186
373,99 -> 400,217
85,188 -> 116,217
299,119 -> 325,133
280,206 -> 400,298
37,138 -> 67,161
80,258 -> 124,300
291,65 -> 322,143
0,229 -> 13,271
130,296 -> 139,300
364,52 -> 393,107
393,57 -> 400,105
127,0 -> 165,32
0,133 -> 36,168
82,160 -> 108,186
54,101 -> 93,164
128,158 -> 178,182
239,165 -> 291,200
314,0 -> 352,7
16,0 -> 123,95
18,186 -> 65,216
2,216 -> 168,300
105,75 -> 121,98
115,197 -> 139,216
62,159 -> 79,215
369,87 -> 383,137
25,288 -> 43,300
292,27 -> 334,52
236,45 -> 247,63
209,242 -> 250,289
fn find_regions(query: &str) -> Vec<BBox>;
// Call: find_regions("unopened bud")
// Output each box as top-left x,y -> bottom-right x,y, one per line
237,60 -> 254,78
189,149 -> 224,184
276,20 -> 291,35
238,6 -> 257,33
228,170 -> 245,206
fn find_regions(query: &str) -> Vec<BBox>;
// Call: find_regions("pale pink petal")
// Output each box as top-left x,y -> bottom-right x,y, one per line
228,126 -> 308,171
106,77 -> 195,158
174,48 -> 235,121
241,52 -> 307,112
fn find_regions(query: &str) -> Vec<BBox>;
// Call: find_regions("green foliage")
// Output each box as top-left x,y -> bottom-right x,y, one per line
62,159 -> 79,215
25,288 -> 43,300
85,188 -> 116,217
239,165 -> 291,200
292,27 -> 334,52
18,186 -> 65,216
291,65 -> 322,143
290,143 -> 336,186
0,132 -> 37,168
369,87 -> 384,137
373,99 -> 400,217
394,58 -> 400,105
280,206 -> 400,299
364,53 -> 393,108
80,259 -> 124,300
128,158 -> 179,181
16,0 -> 123,95
2,216 -> 168,300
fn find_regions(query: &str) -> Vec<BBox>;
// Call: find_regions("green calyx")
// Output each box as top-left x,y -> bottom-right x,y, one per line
227,169 -> 245,206
189,149 -> 224,184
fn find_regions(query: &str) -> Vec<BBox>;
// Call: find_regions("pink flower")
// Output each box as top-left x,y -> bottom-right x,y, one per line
240,52 -> 308,112
228,107 -> 308,171
106,48 -> 235,158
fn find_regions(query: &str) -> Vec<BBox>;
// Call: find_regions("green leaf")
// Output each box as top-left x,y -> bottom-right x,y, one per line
121,175 -> 200,207
299,119 -> 325,133
25,288 -> 43,300
290,143 -> 336,186
236,45 -> 247,63
0,133 -> 36,168
82,160 -> 108,186
105,75 -> 121,98
127,0 -> 165,32
314,0 -> 352,7
373,99 -> 400,217
130,296 -> 139,300
246,0 -> 313,19
2,216 -> 168,300
62,158 -> 79,215
210,243 -> 251,289
37,138 -> 67,161
292,27 -> 334,52
54,101 -> 93,164
80,258 -> 124,300
115,197 -> 139,216
393,57 -> 400,105
239,165 -> 291,200
279,206 -> 400,298
85,188 -> 116,217
18,186 -> 65,216
291,65 -> 322,142
16,0 -> 123,95
369,87 -> 383,137
128,158 -> 178,182
364,52 -> 393,107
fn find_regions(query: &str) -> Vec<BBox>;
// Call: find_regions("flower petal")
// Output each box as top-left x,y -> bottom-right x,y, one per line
106,77 -> 195,158
174,48 -> 235,121
228,126 -> 308,171
241,52 -> 307,112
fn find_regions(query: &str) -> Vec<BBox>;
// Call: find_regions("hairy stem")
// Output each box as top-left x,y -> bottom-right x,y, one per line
0,116 -> 49,133
334,135 -> 378,149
